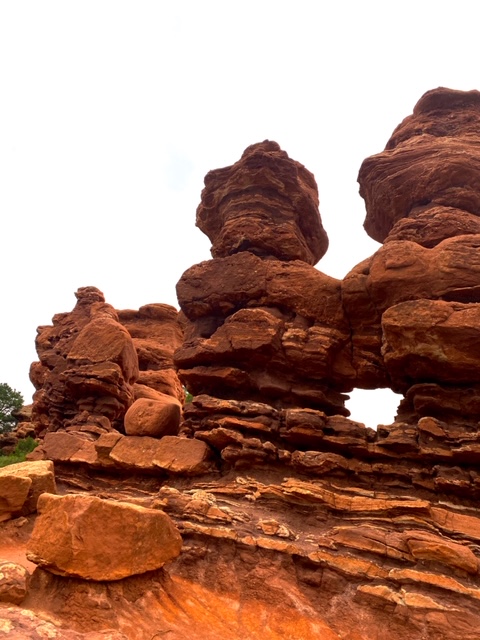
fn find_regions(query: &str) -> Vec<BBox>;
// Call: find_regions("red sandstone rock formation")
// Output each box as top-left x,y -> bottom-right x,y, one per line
176,142 -> 353,416
30,287 -> 138,435
30,289 -> 184,440
357,87 -> 480,423
117,303 -> 184,402
196,140 -> 329,265
4,89 -> 480,639
27,493 -> 182,580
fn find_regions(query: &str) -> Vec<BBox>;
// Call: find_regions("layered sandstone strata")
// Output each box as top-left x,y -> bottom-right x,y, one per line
176,141 -> 354,416
357,87 -> 480,423
196,140 -> 329,264
29,288 -> 184,438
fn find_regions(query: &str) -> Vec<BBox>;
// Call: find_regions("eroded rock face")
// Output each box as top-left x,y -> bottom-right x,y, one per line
359,87 -> 480,243
14,89 -> 480,640
117,304 -> 184,402
177,144 -> 354,416
196,140 -> 328,265
31,287 -> 139,435
0,460 -> 55,521
26,493 -> 182,580
355,88 -> 480,421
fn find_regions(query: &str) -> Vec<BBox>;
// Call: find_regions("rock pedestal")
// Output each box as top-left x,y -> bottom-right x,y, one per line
176,141 -> 353,416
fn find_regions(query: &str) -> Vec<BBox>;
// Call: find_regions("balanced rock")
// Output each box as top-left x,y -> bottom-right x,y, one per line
27,493 -> 182,580
359,87 -> 480,243
124,395 -> 182,437
196,140 -> 328,265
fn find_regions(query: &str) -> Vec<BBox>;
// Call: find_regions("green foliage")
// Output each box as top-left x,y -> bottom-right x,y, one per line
0,437 -> 38,468
184,389 -> 193,403
0,383 -> 24,434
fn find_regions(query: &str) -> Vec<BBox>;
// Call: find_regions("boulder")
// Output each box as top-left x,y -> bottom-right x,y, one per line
27,493 -> 182,580
124,395 -> 181,437
0,460 -> 55,519
0,561 -> 29,604
196,140 -> 328,265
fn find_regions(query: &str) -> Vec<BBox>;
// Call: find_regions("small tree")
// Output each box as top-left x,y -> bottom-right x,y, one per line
0,383 -> 24,434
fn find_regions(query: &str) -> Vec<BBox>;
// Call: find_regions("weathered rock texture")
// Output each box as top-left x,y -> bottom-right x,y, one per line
117,304 -> 184,402
356,87 -> 480,424
26,493 -> 182,580
30,290 -> 184,439
5,88 -> 480,639
0,460 -> 56,522
196,139 -> 329,264
176,142 -> 353,416
0,561 -> 29,604
30,287 -> 139,436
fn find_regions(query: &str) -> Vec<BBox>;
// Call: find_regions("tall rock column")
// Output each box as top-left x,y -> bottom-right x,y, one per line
354,87 -> 480,423
175,141 -> 354,416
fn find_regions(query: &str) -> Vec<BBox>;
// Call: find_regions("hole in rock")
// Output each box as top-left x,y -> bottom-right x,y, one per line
346,388 -> 403,429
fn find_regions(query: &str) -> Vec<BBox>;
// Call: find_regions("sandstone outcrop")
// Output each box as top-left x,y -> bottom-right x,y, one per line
355,87 -> 480,424
117,304 -> 184,402
176,142 -> 353,416
31,286 -> 139,436
0,460 -> 55,521
196,139 -> 329,264
4,88 -> 480,639
27,493 -> 182,580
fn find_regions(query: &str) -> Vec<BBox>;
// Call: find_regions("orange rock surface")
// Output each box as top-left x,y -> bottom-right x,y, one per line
4,87 -> 480,639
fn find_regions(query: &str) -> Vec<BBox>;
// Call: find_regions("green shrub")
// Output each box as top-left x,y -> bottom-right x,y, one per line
0,437 -> 38,468
0,383 -> 24,434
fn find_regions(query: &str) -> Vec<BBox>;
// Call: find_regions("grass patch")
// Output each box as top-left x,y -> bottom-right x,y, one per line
0,437 -> 38,468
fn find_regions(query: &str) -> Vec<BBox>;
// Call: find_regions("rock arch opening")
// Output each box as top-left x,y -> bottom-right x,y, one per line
346,388 -> 403,429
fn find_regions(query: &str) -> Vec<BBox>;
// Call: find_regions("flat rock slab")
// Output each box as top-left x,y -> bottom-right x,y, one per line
27,493 -> 182,581
109,435 -> 166,471
153,436 -> 214,475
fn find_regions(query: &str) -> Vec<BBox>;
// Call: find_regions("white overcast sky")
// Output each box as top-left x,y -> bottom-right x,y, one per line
0,1 -> 476,426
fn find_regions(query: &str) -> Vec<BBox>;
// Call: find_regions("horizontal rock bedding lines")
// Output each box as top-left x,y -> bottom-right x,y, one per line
5,88 -> 480,639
